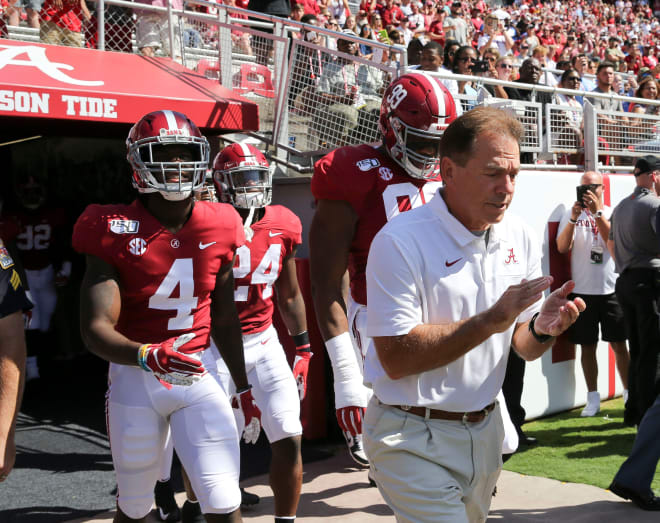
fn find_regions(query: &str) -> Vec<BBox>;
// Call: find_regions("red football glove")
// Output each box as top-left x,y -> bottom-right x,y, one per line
292,331 -> 312,401
137,333 -> 205,386
231,386 -> 262,444
336,406 -> 365,437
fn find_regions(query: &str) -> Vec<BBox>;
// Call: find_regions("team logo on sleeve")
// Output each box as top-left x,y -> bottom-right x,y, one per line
356,158 -> 381,171
109,219 -> 140,234
0,246 -> 14,269
128,238 -> 148,256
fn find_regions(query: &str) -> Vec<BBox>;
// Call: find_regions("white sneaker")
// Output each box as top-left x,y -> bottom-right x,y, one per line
344,432 -> 369,467
581,391 -> 600,417
622,389 -> 629,404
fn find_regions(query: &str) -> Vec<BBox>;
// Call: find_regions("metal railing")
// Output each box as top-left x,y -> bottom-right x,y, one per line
3,0 -> 660,175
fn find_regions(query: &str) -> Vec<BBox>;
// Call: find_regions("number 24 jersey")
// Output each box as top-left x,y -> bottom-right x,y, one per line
234,205 -> 302,336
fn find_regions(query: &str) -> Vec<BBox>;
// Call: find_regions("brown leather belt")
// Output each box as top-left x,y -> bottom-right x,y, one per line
391,402 -> 496,423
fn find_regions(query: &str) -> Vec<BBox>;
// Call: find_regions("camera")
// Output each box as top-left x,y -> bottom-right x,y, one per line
471,60 -> 490,74
576,184 -> 598,207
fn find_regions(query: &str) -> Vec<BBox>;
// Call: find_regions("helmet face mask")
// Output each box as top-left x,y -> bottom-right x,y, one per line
222,168 -> 272,209
213,143 -> 272,209
16,177 -> 47,210
379,72 -> 457,180
127,110 -> 210,201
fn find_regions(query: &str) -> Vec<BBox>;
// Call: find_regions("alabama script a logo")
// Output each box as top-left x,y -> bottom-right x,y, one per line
0,45 -> 104,86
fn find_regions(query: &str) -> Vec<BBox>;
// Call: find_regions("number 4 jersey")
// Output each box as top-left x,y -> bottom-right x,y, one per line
312,144 -> 441,306
234,205 -> 302,336
72,199 -> 245,353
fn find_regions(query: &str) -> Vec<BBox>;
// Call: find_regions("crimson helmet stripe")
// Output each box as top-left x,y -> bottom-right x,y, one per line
162,110 -> 178,131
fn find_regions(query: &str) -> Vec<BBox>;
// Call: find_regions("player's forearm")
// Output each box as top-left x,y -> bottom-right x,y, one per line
81,319 -> 142,366
277,292 -> 307,336
373,311 -> 499,379
311,282 -> 350,341
212,319 -> 249,390
0,312 -> 26,447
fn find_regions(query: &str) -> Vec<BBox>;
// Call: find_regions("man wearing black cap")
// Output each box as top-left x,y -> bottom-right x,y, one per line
608,157 -> 660,512
608,154 -> 660,426
443,1 -> 468,45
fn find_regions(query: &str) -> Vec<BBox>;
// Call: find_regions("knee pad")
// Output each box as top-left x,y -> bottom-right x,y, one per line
117,495 -> 154,520
200,484 -> 241,515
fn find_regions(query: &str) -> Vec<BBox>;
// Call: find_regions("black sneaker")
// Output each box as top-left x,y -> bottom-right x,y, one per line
181,499 -> 205,523
154,479 -> 181,522
241,487 -> 260,508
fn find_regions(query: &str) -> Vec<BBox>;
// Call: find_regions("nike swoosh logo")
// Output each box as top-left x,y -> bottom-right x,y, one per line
269,231 -> 283,237
261,337 -> 271,345
199,241 -> 216,250
445,258 -> 462,267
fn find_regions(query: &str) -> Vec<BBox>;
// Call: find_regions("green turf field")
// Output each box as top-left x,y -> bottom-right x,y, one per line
503,398 -> 660,492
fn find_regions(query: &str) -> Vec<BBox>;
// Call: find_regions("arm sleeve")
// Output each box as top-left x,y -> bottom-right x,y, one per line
366,229 -> 422,337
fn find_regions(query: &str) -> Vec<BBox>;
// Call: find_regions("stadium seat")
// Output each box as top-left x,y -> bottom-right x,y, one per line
233,63 -> 274,98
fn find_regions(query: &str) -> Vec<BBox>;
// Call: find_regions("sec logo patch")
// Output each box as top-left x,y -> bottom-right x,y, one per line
379,167 -> 393,181
128,238 -> 147,256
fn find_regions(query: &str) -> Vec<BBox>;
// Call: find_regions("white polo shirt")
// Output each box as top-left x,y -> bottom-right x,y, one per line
364,188 -> 542,411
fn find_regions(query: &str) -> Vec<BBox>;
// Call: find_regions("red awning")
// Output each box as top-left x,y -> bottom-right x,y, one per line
0,40 -> 259,134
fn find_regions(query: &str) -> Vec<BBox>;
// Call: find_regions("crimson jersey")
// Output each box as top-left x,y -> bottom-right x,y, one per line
72,200 -> 244,354
234,205 -> 302,335
312,144 -> 441,305
5,207 -> 68,270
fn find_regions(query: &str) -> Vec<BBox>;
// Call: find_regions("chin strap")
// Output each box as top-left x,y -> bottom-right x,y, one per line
243,205 -> 256,242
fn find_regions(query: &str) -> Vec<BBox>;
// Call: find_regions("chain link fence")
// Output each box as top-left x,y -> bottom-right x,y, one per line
3,0 -> 660,174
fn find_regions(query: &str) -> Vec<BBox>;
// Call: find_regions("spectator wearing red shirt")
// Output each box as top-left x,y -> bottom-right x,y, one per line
40,0 -> 90,47
625,45 -> 644,74
294,0 -> 319,15
470,7 -> 482,34
378,0 -> 403,27
359,0 -> 380,14
427,7 -> 445,45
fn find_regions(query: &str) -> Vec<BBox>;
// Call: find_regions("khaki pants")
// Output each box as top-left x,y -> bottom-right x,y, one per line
364,397 -> 504,523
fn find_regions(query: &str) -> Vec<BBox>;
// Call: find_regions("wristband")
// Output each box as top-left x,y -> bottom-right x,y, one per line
292,331 -> 311,351
236,384 -> 253,395
137,344 -> 150,371
569,218 -> 577,224
528,312 -> 554,343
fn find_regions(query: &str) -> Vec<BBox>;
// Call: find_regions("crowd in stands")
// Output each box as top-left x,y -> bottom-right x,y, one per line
3,0 -> 660,158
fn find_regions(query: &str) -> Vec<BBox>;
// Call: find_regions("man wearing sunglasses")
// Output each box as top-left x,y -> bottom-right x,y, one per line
556,171 -> 629,418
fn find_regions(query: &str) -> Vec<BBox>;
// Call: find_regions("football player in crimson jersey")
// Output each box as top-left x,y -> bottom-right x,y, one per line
73,110 -> 258,523
3,176 -> 71,380
212,142 -> 309,523
156,143 -> 310,523
309,71 -> 457,466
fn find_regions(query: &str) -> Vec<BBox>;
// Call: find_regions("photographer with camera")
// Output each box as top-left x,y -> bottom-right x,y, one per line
556,171 -> 630,417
